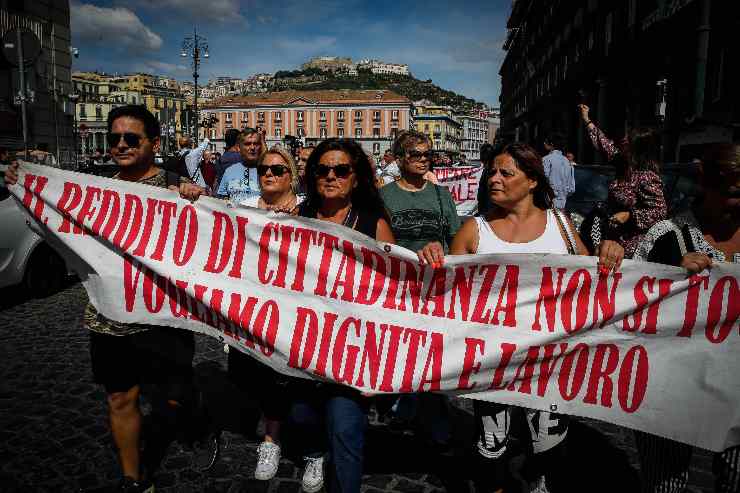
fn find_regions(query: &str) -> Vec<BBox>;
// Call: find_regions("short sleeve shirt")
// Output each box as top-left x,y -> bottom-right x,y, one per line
217,162 -> 260,204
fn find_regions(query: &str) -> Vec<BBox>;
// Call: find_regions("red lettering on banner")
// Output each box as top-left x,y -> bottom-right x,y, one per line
458,337 -> 485,390
466,176 -> 478,200
331,317 -> 361,385
208,288 -> 228,332
583,344 -> 620,407
356,322 -> 390,389
56,181 -> 83,233
618,345 -> 649,413
142,267 -> 167,313
643,279 -> 673,334
314,232 -> 339,296
447,266 -> 476,320
418,332 -> 443,391
532,267 -> 567,331
489,342 -> 517,390
355,248 -> 388,305
471,265 -> 500,324
507,345 -> 540,394
381,256 -> 402,309
123,256 -> 144,312
204,211 -> 234,274
226,294 -> 258,348
20,174 -> 49,225
315,312 -> 339,377
677,274 -> 710,337
191,284 -> 211,324
289,307 -> 318,369
112,194 -> 143,251
623,276 -> 654,332
561,269 -> 591,334
172,205 -> 198,266
705,276 -> 740,344
379,324 -> 404,392
272,224 -> 295,288
252,300 -> 279,356
399,261 -> 426,313
400,328 -> 427,392
592,272 -> 622,328
228,217 -> 249,279
92,189 -> 121,238
75,186 -> 102,235
536,343 -> 568,397
330,241 -> 357,302
290,227 -> 318,292
558,343 -> 589,400
131,198 -> 158,256
421,269 -> 447,317
150,201 -> 177,261
492,265 -> 519,327
168,279 -> 191,318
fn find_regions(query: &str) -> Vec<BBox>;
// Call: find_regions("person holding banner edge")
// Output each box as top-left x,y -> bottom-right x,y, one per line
4,105 -> 215,492
444,143 -> 624,492
631,142 -> 740,493
297,138 -> 395,493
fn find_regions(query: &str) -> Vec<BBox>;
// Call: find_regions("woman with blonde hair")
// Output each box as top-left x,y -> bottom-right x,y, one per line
240,145 -> 302,213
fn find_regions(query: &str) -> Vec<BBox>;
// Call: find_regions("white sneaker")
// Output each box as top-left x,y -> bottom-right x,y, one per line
302,456 -> 325,493
254,441 -> 281,480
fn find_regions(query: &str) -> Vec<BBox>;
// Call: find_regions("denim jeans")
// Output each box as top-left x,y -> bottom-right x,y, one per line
325,390 -> 369,493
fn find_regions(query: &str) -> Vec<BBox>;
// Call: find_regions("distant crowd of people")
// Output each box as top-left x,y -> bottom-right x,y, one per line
4,103 -> 739,493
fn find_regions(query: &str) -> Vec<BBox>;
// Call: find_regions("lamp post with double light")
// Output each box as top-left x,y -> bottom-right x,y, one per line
181,28 -> 209,146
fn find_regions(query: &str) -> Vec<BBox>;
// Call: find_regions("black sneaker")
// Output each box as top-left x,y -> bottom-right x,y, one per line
191,430 -> 221,472
115,476 -> 154,493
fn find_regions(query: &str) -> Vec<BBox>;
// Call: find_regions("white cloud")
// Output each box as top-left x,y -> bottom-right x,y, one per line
71,3 -> 162,52
139,0 -> 245,24
142,60 -> 190,75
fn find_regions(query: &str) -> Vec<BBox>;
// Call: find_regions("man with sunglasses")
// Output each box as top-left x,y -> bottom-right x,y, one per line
215,128 -> 265,205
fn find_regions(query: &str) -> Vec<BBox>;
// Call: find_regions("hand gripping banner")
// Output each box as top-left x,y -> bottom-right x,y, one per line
9,163 -> 740,452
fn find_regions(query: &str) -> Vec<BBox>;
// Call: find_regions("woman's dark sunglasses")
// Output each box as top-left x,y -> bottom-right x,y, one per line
316,164 -> 353,178
107,132 -> 143,148
407,150 -> 433,161
257,164 -> 289,177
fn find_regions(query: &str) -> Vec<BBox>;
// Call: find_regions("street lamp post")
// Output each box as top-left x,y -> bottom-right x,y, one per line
68,93 -> 79,169
181,27 -> 209,146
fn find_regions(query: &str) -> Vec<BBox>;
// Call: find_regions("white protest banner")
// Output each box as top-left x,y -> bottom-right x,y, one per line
10,163 -> 740,452
433,165 -> 483,216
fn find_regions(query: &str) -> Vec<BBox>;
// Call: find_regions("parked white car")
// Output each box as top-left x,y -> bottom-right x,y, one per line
0,164 -> 68,296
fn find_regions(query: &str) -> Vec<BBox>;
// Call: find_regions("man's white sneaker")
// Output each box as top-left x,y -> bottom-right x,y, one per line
254,441 -> 281,480
301,455 -> 325,493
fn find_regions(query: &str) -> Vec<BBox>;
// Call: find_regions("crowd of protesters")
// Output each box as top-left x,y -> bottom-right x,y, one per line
4,103 -> 739,493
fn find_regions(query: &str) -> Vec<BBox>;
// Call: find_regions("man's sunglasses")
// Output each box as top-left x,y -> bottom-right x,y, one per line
257,164 -> 289,177
316,164 -> 353,178
407,150 -> 433,161
107,132 -> 143,148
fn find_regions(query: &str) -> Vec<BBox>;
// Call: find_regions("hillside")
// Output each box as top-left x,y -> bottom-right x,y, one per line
273,68 -> 487,113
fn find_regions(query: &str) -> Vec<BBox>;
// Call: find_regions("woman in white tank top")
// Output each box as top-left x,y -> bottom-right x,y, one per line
444,143 -> 625,493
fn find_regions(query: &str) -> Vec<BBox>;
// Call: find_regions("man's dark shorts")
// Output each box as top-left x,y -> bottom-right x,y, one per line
90,327 -> 195,396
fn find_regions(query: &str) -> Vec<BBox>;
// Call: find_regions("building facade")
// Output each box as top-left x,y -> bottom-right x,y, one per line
201,90 -> 413,156
356,59 -> 410,76
414,104 -> 462,155
459,113 -> 490,161
0,0 -> 73,164
499,0 -> 738,163
301,56 -> 354,73
72,71 -> 189,155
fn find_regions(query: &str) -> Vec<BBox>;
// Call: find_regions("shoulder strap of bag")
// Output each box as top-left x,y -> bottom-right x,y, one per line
552,208 -> 577,254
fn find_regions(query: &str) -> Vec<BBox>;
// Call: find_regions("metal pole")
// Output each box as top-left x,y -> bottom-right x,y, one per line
51,23 -> 61,165
16,29 -> 29,160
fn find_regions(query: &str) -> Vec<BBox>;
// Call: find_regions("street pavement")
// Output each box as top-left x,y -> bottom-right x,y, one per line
0,282 -> 717,493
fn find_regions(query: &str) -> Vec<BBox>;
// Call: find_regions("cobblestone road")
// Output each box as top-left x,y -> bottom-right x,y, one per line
0,282 -> 716,492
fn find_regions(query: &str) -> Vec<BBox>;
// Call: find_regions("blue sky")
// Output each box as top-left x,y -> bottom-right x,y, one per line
70,0 -> 510,106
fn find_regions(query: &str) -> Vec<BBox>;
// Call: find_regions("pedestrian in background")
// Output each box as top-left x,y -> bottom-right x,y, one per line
542,132 -> 575,209
578,104 -> 667,258
216,127 -> 265,205
214,128 -> 242,190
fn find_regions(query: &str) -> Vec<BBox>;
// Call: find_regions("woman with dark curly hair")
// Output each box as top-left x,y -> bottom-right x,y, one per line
297,138 -> 394,493
452,143 -> 624,492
